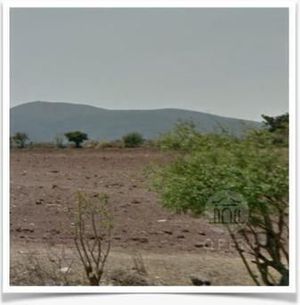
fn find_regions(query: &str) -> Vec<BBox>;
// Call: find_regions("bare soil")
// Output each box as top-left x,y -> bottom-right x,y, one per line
10,148 -> 253,285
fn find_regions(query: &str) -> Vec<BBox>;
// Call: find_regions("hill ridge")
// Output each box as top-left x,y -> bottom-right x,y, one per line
10,101 -> 261,142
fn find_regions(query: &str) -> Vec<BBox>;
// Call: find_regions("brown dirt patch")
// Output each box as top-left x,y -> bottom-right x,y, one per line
10,148 -> 252,285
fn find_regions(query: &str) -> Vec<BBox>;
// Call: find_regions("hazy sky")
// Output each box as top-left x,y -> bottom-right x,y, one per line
10,8 -> 288,121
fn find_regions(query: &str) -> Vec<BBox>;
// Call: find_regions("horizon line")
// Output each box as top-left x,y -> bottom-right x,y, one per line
10,100 -> 271,123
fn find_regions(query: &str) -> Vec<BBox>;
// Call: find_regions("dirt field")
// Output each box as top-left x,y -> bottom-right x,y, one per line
10,148 -> 253,285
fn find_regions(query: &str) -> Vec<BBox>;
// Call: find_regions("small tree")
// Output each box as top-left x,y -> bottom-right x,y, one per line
261,113 -> 289,146
74,192 -> 113,286
262,113 -> 289,133
122,132 -> 144,148
65,131 -> 88,148
152,126 -> 289,286
12,132 -> 29,148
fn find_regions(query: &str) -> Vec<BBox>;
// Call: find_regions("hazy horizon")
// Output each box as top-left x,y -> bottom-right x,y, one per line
11,100 -> 268,122
10,8 -> 289,121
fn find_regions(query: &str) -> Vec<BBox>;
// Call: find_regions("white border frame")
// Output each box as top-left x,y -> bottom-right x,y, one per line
2,0 -> 297,294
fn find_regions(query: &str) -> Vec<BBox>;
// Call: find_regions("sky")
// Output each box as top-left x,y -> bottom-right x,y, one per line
10,8 -> 288,121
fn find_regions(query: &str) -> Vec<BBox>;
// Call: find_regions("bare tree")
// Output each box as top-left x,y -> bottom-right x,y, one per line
230,198 -> 289,286
74,191 -> 113,286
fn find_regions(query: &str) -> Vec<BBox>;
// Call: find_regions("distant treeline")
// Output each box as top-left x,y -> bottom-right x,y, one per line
10,113 -> 288,149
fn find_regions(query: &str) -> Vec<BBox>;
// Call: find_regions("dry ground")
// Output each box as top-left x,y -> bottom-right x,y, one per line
10,147 -> 254,286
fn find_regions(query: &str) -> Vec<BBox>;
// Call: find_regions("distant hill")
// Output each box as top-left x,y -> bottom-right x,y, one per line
10,101 -> 261,142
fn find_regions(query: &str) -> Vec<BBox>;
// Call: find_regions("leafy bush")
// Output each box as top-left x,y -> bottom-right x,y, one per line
262,113 -> 289,146
156,121 -> 198,151
262,113 -> 289,133
122,132 -> 144,148
65,131 -> 88,148
153,138 -> 287,215
156,121 -> 238,152
152,120 -> 289,285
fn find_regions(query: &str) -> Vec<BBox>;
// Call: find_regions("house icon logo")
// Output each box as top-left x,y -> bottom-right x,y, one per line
205,190 -> 249,231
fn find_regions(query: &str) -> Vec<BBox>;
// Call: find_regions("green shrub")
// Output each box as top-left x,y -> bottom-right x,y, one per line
153,138 -> 287,214
156,121 -> 198,151
156,121 -> 238,152
261,113 -> 289,147
262,113 -> 289,133
152,120 -> 289,286
65,131 -> 88,148
122,132 -> 144,148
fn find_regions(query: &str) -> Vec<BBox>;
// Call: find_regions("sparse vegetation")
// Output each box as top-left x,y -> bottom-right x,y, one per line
97,139 -> 124,149
155,120 -> 238,152
65,131 -> 88,148
109,253 -> 150,286
11,132 -> 29,148
74,191 -> 113,286
132,252 -> 148,276
109,268 -> 150,286
155,121 -> 198,151
54,134 -> 66,148
10,245 -> 76,286
123,132 -> 144,148
10,113 -> 290,286
82,140 -> 99,148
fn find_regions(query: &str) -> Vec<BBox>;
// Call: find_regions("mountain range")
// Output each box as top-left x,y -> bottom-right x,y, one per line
10,101 -> 261,142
